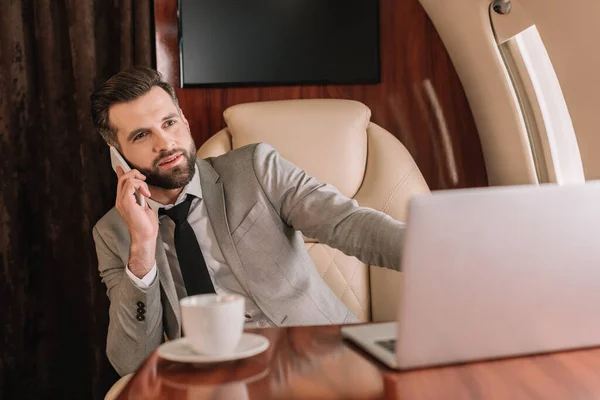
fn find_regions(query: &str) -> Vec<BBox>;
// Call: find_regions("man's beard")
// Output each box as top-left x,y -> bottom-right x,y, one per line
130,144 -> 197,190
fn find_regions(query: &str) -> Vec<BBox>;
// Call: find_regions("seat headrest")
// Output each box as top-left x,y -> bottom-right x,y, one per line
223,99 -> 370,198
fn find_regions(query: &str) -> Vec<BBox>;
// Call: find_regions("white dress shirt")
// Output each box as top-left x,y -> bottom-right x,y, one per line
125,165 -> 272,327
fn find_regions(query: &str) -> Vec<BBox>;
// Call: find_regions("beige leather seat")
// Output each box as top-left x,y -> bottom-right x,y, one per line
197,99 -> 430,322
106,99 -> 429,400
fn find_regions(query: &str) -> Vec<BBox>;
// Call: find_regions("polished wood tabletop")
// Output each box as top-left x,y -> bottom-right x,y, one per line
118,324 -> 600,399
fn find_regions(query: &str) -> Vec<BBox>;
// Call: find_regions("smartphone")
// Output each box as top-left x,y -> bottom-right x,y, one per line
109,146 -> 147,208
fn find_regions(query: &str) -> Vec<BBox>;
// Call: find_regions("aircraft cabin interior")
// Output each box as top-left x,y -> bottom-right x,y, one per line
2,0 -> 600,399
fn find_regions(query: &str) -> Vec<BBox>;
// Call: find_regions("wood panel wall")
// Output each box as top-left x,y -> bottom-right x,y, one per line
154,0 -> 488,190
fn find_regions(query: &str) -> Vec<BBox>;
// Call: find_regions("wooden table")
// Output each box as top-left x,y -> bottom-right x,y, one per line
118,324 -> 600,399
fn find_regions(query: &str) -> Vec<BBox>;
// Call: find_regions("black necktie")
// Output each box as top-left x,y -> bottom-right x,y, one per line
159,195 -> 216,296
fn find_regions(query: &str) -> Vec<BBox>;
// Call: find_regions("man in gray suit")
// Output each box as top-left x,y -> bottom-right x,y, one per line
91,67 -> 404,376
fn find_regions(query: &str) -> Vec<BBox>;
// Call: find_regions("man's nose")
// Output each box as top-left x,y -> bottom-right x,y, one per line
152,129 -> 175,153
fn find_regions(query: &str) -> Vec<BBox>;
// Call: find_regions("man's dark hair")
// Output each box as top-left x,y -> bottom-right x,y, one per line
90,67 -> 178,148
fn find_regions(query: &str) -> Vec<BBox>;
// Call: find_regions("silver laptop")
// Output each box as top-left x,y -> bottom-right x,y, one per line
342,182 -> 600,370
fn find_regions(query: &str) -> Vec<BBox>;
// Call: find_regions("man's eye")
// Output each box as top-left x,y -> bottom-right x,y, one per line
134,132 -> 148,141
165,120 -> 176,127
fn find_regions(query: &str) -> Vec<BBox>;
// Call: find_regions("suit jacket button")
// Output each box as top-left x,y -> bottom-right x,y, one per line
137,301 -> 145,308
137,307 -> 146,314
136,314 -> 145,321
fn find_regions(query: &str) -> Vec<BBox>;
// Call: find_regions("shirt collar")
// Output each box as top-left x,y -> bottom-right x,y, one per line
145,164 -> 202,217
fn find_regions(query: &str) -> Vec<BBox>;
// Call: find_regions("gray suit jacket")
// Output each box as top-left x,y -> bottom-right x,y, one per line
93,143 -> 404,376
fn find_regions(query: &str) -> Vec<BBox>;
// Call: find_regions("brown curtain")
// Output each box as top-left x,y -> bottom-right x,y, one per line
0,0 -> 153,398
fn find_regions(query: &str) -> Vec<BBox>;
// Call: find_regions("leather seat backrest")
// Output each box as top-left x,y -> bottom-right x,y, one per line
198,99 -> 429,321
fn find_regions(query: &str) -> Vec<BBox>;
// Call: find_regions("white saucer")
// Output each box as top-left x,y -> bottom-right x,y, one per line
157,333 -> 269,363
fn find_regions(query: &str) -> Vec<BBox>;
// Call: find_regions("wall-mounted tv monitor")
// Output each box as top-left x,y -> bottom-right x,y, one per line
178,0 -> 380,88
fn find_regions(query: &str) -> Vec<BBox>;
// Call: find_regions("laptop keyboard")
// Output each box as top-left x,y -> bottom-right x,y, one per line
376,339 -> 397,353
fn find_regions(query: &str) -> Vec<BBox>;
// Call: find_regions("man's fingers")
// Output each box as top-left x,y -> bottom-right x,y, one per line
121,179 -> 151,201
135,170 -> 147,181
138,182 -> 151,197
118,169 -> 146,182
117,169 -> 146,193
115,166 -> 124,178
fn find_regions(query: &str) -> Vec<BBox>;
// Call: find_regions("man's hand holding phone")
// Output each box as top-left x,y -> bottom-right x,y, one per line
115,166 -> 158,279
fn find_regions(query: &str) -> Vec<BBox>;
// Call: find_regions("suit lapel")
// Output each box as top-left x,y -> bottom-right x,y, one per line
197,159 -> 254,299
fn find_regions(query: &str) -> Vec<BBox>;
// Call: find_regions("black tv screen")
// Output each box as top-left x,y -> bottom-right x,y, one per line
178,0 -> 380,87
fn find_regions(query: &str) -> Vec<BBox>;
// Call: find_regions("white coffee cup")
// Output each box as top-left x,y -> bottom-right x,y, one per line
180,293 -> 245,355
